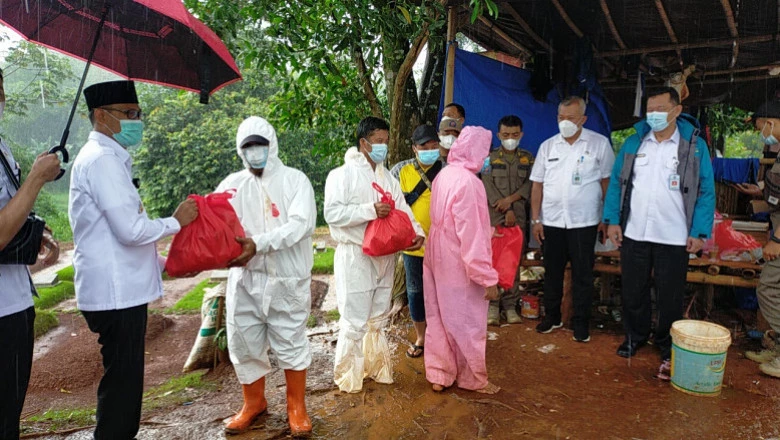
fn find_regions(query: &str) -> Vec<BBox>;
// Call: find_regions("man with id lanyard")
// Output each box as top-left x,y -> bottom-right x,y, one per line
530,96 -> 614,343
603,87 -> 715,380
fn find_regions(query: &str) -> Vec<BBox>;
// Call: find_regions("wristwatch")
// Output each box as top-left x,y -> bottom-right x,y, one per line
531,219 -> 542,225
771,233 -> 780,244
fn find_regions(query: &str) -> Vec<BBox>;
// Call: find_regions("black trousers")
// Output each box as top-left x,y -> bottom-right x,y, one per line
620,237 -> 688,359
0,306 -> 35,440
82,304 -> 148,440
542,225 -> 598,330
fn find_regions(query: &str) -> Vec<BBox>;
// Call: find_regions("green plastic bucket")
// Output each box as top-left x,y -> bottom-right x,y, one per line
670,320 -> 732,396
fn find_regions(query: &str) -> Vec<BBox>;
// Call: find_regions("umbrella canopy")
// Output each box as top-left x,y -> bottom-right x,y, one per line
0,0 -> 242,98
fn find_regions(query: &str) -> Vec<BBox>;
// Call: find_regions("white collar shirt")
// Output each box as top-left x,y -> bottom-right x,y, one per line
529,128 -> 615,229
0,140 -> 34,318
69,131 -> 180,311
624,128 -> 688,246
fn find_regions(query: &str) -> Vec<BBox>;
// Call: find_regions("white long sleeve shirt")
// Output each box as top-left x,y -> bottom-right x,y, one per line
69,132 -> 180,311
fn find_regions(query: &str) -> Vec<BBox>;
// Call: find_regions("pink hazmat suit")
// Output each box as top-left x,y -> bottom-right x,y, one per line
423,125 -> 499,390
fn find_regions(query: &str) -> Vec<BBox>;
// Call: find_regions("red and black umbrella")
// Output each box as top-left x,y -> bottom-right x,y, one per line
0,0 -> 242,175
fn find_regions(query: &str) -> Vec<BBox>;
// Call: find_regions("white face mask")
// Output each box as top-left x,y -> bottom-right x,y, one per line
439,134 -> 456,150
501,138 -> 519,151
558,120 -> 580,138
243,145 -> 269,169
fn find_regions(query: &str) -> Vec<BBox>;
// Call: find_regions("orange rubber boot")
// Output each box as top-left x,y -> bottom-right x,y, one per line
224,377 -> 267,435
285,369 -> 312,437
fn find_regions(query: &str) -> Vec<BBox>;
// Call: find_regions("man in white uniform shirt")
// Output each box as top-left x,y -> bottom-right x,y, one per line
0,67 -> 62,440
530,96 -> 614,343
603,87 -> 714,379
69,81 -> 198,440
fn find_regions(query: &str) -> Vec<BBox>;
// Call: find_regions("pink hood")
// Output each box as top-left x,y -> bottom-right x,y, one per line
446,126 -> 492,173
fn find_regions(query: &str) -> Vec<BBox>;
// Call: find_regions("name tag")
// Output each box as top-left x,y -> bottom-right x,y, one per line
572,173 -> 582,186
669,174 -> 680,191
769,195 -> 779,206
548,158 -> 559,162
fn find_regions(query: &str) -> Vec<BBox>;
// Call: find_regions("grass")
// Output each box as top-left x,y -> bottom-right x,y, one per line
143,371 -> 214,410
307,314 -> 317,328
167,280 -> 218,314
312,247 -> 335,274
25,408 -> 95,432
34,281 -> 75,309
56,265 -> 75,282
33,309 -> 59,339
325,309 -> 340,322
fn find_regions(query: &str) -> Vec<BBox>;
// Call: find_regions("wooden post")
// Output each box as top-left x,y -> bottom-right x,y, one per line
444,6 -> 457,106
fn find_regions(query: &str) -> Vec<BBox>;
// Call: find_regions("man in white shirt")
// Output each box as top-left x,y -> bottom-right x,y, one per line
0,68 -> 62,440
69,81 -> 198,440
603,87 -> 715,379
530,96 -> 615,342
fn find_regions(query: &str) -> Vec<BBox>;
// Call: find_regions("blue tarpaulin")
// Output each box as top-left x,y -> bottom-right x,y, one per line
711,158 -> 760,184
440,48 -> 613,155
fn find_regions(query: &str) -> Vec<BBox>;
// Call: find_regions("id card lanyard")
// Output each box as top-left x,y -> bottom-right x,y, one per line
572,155 -> 584,185
668,157 -> 680,191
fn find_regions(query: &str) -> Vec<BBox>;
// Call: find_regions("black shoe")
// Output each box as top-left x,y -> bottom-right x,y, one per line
616,338 -> 646,358
572,326 -> 590,343
536,317 -> 563,334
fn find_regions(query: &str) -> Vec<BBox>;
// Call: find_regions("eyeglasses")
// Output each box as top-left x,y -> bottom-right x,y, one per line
102,107 -> 143,120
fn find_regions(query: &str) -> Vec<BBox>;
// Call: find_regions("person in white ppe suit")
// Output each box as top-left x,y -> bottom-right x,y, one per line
324,116 -> 425,393
217,116 -> 316,437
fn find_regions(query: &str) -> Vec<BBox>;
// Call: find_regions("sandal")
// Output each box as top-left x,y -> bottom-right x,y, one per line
656,358 -> 672,382
406,344 -> 424,358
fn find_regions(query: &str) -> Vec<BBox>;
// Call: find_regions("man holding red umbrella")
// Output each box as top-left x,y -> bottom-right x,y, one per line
69,80 -> 198,440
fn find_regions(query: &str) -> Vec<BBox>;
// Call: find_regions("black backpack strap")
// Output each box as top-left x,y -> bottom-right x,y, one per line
404,161 -> 442,206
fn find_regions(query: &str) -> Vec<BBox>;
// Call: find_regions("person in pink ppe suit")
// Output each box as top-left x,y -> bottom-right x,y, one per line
423,125 -> 500,394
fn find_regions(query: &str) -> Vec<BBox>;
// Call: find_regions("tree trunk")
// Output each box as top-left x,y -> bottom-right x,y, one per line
419,20 -> 447,126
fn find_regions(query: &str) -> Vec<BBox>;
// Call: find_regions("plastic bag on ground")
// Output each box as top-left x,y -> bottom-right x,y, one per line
165,192 -> 245,277
182,282 -> 226,372
491,225 -> 524,290
363,183 -> 416,257
714,219 -> 761,260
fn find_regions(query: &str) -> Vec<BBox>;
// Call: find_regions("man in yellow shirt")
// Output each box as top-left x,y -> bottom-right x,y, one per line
397,125 -> 442,357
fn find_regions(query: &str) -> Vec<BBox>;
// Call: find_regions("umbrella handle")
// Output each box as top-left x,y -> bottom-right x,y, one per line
48,145 -> 68,181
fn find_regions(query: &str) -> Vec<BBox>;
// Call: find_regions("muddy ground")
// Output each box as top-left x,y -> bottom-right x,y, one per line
18,241 -> 780,439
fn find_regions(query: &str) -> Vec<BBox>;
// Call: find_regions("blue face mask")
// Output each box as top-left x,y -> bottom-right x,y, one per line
480,157 -> 491,174
367,143 -> 388,163
761,121 -> 779,145
417,149 -> 440,166
105,111 -> 144,149
243,145 -> 269,169
646,111 -> 670,132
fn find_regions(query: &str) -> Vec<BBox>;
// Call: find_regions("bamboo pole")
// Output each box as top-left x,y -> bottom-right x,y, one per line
503,3 -> 553,53
599,0 -> 626,50
601,73 -> 779,89
653,0 -> 683,67
444,6 -> 457,106
476,15 -> 532,56
720,0 -> 740,67
596,34 -> 777,58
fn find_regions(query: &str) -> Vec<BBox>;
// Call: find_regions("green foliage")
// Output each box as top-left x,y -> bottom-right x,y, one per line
306,314 -> 317,328
724,132 -> 763,158
610,127 -> 635,153
33,309 -> 59,339
168,280 -> 219,314
312,248 -> 335,274
56,265 -> 75,282
143,371 -> 215,410
25,407 -> 95,431
707,104 -> 752,140
34,281 -> 75,310
325,309 -> 340,322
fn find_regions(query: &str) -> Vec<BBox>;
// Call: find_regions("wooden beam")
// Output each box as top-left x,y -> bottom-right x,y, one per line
599,0 -> 626,50
476,15 -> 532,57
596,33 -> 778,58
444,6 -> 457,106
704,64 -> 780,76
601,73 -> 780,89
503,3 -> 553,53
549,0 -> 583,38
653,0 -> 684,67
720,0 -> 740,67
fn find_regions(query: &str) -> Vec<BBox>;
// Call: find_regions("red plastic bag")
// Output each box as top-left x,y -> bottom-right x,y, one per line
165,192 -> 246,277
491,225 -> 524,290
714,220 -> 761,257
362,183 -> 416,257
